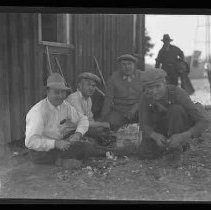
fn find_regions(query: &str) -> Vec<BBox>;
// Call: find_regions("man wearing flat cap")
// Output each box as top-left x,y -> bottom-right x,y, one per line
100,54 -> 143,131
138,68 -> 208,159
25,73 -> 108,166
66,72 -> 116,146
155,34 -> 185,86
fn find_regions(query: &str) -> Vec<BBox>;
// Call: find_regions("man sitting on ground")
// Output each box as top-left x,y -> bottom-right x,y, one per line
138,68 -> 208,159
25,73 -> 108,167
66,72 -> 116,147
100,54 -> 143,131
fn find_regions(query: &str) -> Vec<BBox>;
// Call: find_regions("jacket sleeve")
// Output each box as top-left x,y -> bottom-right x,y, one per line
155,50 -> 162,68
175,46 -> 185,60
100,77 -> 114,118
175,87 -> 209,137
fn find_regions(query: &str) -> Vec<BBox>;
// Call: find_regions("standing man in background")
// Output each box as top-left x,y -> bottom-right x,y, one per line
155,34 -> 185,86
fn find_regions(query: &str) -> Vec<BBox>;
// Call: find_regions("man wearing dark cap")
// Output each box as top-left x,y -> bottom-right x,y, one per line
155,34 -> 185,86
66,72 -> 115,146
138,68 -> 208,159
100,54 -> 143,131
25,73 -> 109,167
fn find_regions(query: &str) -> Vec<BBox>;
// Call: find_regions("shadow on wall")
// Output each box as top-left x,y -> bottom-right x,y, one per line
91,90 -> 105,120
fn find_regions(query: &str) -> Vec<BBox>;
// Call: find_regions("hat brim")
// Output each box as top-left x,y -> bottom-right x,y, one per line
161,39 -> 173,42
78,76 -> 100,83
117,58 -> 137,63
47,84 -> 71,90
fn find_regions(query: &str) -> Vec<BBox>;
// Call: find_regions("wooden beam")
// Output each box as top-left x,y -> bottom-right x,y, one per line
39,43 -> 74,55
39,40 -> 74,49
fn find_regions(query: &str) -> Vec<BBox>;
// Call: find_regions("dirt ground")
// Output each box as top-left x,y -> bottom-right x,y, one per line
0,78 -> 211,201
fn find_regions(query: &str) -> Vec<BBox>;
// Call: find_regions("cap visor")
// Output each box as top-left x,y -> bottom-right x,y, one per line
161,39 -> 173,41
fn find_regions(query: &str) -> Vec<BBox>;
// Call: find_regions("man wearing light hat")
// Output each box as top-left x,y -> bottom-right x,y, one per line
25,73 -> 107,166
66,72 -> 116,147
138,68 -> 208,159
155,34 -> 185,86
100,54 -> 143,131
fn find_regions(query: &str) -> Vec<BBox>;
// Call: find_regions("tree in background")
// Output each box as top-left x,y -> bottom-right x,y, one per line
144,30 -> 154,57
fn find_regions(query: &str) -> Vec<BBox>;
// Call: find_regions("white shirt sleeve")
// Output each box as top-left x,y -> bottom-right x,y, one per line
25,110 -> 56,151
67,95 -> 85,115
67,104 -> 89,136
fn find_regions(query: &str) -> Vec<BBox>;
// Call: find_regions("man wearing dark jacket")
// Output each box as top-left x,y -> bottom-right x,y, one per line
138,68 -> 208,159
155,34 -> 184,86
100,54 -> 143,131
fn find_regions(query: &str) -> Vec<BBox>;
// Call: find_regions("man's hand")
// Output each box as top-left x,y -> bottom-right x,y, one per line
68,132 -> 82,143
59,119 -> 76,137
167,131 -> 191,149
150,132 -> 166,148
55,140 -> 71,151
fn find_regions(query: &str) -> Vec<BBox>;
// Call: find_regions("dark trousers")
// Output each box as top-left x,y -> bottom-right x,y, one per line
103,108 -> 139,131
163,64 -> 179,86
138,104 -> 192,159
29,141 -> 107,165
86,127 -> 110,139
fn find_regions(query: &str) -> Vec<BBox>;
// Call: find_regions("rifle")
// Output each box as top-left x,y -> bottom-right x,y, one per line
93,56 -> 107,91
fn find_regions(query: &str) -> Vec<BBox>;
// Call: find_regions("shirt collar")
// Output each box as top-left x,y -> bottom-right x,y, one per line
123,74 -> 135,79
46,97 -> 61,111
77,90 -> 90,101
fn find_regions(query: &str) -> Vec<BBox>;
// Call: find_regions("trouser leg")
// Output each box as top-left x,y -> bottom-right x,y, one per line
29,149 -> 60,164
164,65 -> 179,86
86,127 -> 109,139
166,104 -> 191,137
85,127 -> 117,147
138,136 -> 166,160
59,141 -> 107,160
104,110 -> 128,131
29,141 -> 107,165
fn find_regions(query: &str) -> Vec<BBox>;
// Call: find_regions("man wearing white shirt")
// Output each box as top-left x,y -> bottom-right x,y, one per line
25,73 -> 106,165
66,72 -> 116,147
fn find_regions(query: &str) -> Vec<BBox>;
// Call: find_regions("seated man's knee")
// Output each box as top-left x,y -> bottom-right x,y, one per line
106,112 -> 125,131
29,150 -> 58,164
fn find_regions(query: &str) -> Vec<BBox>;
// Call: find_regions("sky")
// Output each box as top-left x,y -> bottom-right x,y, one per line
145,15 -> 210,65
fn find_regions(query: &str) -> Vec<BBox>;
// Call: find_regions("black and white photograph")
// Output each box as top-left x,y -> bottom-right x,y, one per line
0,7 -> 211,202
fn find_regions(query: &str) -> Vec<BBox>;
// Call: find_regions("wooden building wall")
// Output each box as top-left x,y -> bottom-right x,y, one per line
72,14 -> 135,87
0,13 -> 43,145
0,13 -> 145,145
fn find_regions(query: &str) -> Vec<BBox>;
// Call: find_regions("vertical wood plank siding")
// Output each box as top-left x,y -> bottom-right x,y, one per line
0,13 -> 44,143
0,14 -> 11,145
0,13 -> 144,143
72,14 -> 135,90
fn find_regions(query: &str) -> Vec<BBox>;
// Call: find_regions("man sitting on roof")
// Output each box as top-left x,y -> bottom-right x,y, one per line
66,72 -> 116,147
25,73 -> 108,167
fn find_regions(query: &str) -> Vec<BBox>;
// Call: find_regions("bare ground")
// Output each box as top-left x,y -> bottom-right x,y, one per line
0,78 -> 211,201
